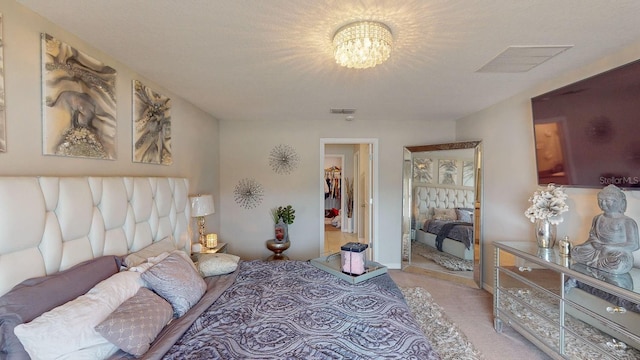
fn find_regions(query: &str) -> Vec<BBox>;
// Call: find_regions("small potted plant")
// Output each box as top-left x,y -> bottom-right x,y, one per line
271,205 -> 295,243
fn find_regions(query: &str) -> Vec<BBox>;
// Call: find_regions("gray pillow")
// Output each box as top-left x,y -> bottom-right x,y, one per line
0,255 -> 120,358
198,253 -> 240,277
455,208 -> 474,223
141,253 -> 206,317
95,288 -> 173,357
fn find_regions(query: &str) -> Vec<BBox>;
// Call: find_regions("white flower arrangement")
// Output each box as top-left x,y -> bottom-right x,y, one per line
524,184 -> 569,225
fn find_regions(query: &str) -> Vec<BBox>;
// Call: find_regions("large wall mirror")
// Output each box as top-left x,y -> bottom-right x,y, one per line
401,141 -> 482,288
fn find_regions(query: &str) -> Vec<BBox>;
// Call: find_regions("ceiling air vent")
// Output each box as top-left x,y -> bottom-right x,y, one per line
330,108 -> 356,114
477,45 -> 573,73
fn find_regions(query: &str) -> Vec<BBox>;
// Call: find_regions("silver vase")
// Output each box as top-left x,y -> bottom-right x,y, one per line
535,219 -> 557,248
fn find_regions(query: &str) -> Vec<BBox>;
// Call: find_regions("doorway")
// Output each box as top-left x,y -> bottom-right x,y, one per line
320,138 -> 378,261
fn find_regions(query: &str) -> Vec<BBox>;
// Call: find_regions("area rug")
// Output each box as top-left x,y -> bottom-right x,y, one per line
402,287 -> 485,360
413,242 -> 473,271
500,287 -> 640,359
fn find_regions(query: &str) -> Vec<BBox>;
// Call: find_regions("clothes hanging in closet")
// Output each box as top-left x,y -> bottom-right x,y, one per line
324,167 -> 341,209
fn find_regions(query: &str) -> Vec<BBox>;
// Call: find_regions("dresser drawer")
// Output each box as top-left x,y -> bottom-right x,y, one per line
496,248 -> 562,297
497,283 -> 561,352
565,287 -> 640,357
563,331 -> 623,360
498,265 -> 562,298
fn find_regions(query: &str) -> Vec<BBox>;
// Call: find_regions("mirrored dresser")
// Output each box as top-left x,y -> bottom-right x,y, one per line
494,241 -> 640,359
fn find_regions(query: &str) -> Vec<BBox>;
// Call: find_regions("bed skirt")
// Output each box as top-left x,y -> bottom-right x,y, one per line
415,230 -> 473,260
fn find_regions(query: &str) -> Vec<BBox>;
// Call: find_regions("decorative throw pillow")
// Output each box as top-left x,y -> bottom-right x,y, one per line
172,249 -> 199,272
198,253 -> 240,277
95,288 -> 173,357
124,236 -> 176,268
433,208 -> 457,221
141,252 -> 206,318
455,208 -> 474,223
0,255 -> 120,358
13,271 -> 143,360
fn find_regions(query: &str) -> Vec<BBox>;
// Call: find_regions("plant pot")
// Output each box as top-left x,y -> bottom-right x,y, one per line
274,220 -> 288,243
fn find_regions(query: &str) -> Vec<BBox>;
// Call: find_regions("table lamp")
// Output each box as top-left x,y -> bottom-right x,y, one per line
189,194 -> 215,246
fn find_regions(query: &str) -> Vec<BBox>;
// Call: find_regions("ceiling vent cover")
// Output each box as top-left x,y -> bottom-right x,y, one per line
477,45 -> 573,73
330,108 -> 356,114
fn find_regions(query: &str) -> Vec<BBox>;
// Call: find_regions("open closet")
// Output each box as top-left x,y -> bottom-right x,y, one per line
324,162 -> 342,231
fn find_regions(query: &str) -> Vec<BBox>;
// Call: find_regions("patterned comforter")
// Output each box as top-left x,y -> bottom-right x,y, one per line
422,219 -> 473,249
162,260 -> 438,359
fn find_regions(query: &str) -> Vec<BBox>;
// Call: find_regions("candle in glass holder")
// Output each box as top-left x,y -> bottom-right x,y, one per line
206,233 -> 218,248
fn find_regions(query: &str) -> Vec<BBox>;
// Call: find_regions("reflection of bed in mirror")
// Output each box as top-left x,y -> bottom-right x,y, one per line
413,187 -> 474,260
401,140 -> 482,289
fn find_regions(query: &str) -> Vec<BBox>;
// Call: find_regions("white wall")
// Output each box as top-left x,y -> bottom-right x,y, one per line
457,40 -> 640,290
0,0 -> 220,239
219,117 -> 456,264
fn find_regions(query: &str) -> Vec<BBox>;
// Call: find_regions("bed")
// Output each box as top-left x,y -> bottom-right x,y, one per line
0,176 -> 438,359
413,186 -> 475,260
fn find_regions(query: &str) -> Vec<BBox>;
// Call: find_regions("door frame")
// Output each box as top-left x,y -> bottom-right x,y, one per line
320,138 -> 379,260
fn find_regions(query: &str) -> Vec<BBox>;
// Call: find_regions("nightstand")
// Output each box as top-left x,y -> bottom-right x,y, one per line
199,242 -> 227,254
191,242 -> 227,263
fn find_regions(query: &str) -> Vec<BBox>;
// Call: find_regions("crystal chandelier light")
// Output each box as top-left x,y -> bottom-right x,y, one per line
333,21 -> 393,69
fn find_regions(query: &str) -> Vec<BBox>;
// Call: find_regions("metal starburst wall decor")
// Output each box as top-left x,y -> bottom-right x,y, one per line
269,144 -> 300,175
234,178 -> 264,209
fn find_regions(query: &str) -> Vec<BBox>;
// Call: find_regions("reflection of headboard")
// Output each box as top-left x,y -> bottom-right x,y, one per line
0,177 -> 190,296
413,186 -> 474,224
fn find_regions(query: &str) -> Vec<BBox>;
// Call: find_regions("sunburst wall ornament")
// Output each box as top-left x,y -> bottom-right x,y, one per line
234,178 -> 264,209
269,144 -> 300,174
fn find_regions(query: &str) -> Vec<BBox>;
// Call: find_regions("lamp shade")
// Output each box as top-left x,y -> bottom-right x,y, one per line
190,194 -> 215,217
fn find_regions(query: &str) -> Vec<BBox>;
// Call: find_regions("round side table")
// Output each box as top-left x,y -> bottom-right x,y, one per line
266,239 -> 290,260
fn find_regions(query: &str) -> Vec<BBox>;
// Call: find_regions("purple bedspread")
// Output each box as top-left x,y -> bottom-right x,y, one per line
161,260 -> 439,359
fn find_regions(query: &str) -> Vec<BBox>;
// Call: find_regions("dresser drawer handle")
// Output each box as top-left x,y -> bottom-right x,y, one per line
606,306 -> 627,314
606,339 -> 627,350
518,266 -> 532,272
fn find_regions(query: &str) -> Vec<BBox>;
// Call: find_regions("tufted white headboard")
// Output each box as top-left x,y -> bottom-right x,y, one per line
413,186 -> 474,224
0,176 -> 190,296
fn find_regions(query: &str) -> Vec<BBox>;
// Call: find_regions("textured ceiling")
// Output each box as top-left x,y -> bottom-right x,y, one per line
17,0 -> 640,123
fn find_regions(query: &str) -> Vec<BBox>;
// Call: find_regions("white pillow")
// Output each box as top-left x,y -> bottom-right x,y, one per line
124,236 -> 176,268
13,271 -> 143,360
198,253 -> 240,276
56,342 -> 121,360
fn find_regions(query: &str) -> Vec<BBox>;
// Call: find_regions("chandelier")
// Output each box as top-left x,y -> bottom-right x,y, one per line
333,21 -> 393,69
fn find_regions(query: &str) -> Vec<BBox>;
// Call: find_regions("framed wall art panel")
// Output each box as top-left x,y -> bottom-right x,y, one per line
132,80 -> 172,165
41,33 -> 117,159
438,159 -> 458,185
413,157 -> 433,183
462,160 -> 475,187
